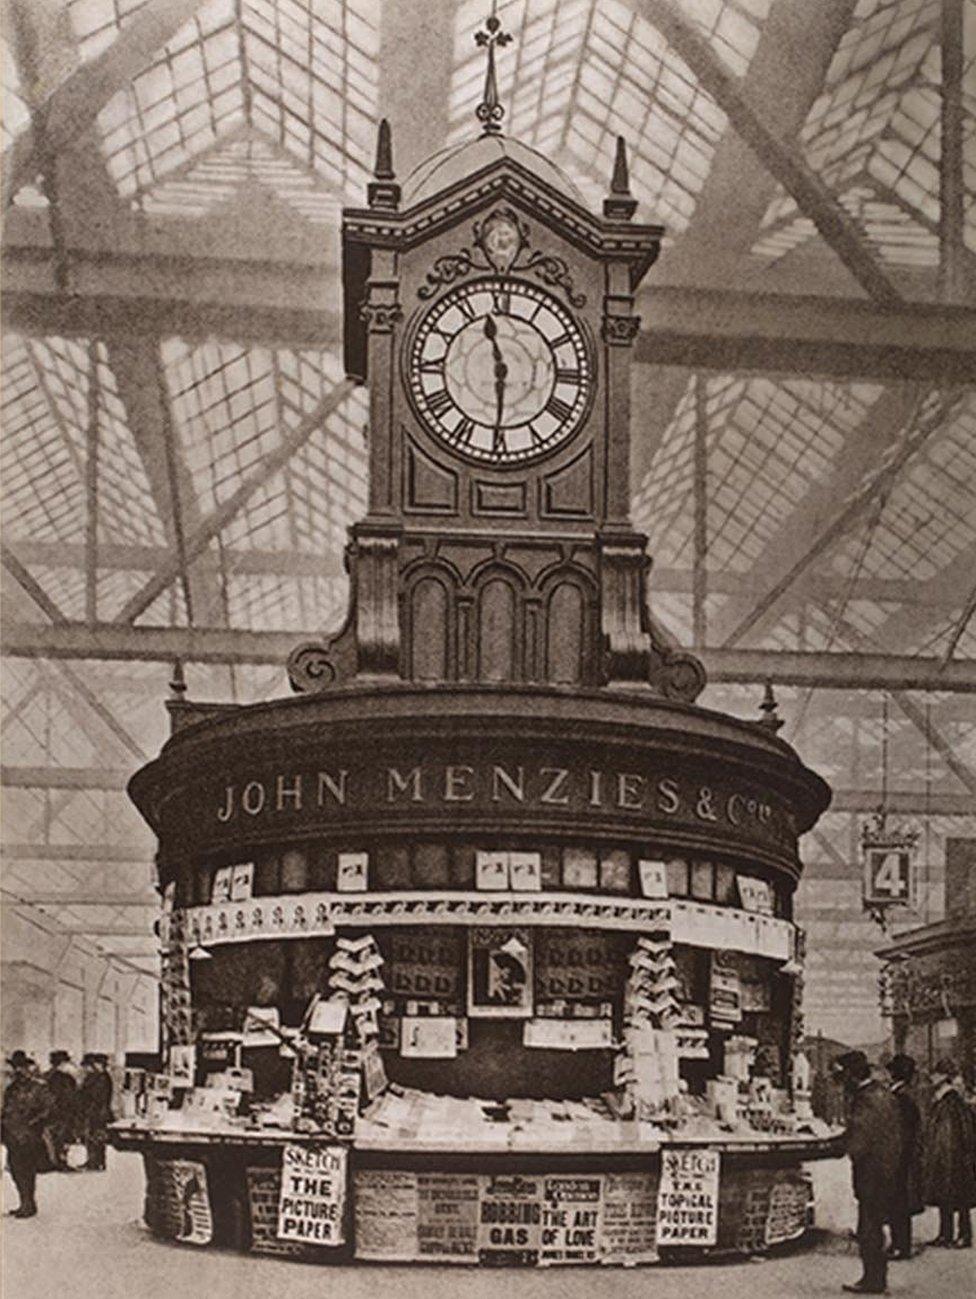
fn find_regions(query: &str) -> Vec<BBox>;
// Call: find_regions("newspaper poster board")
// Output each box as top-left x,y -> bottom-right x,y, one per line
477,1174 -> 543,1264
167,1159 -> 213,1244
276,1144 -> 347,1245
599,1172 -> 658,1263
656,1148 -> 720,1246
417,1173 -> 480,1260
540,1175 -> 602,1265
764,1176 -> 810,1246
354,1170 -> 419,1260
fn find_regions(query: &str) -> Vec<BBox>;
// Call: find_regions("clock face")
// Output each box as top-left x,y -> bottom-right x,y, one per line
408,278 -> 591,465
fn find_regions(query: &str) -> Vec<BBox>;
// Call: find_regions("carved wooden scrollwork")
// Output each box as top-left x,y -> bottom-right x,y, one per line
355,530 -> 402,678
287,642 -> 339,694
360,301 -> 403,332
416,209 -> 586,308
647,649 -> 708,702
599,534 -> 706,700
520,250 -> 586,307
418,251 -> 480,298
602,314 -> 641,346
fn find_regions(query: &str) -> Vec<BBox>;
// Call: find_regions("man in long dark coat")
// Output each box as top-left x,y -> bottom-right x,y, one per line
833,1049 -> 904,1294
885,1053 -> 923,1259
923,1056 -> 976,1247
43,1050 -> 77,1171
2,1052 -> 51,1217
78,1054 -> 113,1170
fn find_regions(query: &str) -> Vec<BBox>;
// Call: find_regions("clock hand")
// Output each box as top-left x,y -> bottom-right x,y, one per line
484,315 -> 508,452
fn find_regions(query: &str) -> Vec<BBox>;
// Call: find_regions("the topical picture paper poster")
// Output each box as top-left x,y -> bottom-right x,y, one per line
656,1148 -> 720,1246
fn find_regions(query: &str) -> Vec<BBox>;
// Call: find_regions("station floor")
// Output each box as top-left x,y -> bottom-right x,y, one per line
3,1152 -> 973,1299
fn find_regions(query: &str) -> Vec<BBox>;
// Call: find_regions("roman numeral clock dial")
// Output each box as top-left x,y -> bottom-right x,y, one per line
408,279 -> 591,465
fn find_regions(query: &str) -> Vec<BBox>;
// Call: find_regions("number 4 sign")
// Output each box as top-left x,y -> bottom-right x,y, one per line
863,847 -> 912,906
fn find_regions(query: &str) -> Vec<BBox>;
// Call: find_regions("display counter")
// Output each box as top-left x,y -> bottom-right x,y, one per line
112,1118 -> 842,1263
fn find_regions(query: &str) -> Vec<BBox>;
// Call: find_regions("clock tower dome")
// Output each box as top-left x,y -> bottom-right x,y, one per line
288,10 -> 704,699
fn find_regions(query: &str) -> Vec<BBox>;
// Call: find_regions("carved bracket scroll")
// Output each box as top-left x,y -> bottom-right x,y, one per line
418,206 -> 587,307
599,534 -> 706,701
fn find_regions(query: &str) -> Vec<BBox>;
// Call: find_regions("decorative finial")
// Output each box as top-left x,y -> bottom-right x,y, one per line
169,658 -> 187,698
604,136 -> 637,220
474,4 -> 512,135
368,118 -> 400,210
757,679 -> 784,732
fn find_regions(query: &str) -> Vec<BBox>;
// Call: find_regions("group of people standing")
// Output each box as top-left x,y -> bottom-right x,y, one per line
2,1048 -> 114,1219
835,1049 -> 976,1295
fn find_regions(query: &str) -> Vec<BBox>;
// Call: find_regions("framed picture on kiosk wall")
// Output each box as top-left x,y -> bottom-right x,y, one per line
468,927 -> 533,1018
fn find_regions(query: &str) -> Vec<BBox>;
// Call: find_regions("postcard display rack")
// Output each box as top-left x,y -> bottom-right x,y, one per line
114,87 -> 838,1268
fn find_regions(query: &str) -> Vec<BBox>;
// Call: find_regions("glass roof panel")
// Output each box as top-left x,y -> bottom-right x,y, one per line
752,0 -> 974,266
88,0 -> 378,212
69,0 -> 148,64
829,395 -> 976,586
633,376 -> 872,574
1,337 -> 87,546
162,340 -> 366,564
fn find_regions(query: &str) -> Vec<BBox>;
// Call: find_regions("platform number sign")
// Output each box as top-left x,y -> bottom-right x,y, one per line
863,846 -> 912,907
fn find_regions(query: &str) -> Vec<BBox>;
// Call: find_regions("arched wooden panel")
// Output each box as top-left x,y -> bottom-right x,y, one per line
411,577 -> 449,681
478,579 -> 517,682
547,581 -> 586,685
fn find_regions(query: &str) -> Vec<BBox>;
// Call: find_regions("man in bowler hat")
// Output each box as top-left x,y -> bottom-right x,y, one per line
43,1050 -> 78,1171
833,1049 -> 904,1294
78,1054 -> 113,1170
2,1051 -> 51,1218
885,1053 -> 922,1259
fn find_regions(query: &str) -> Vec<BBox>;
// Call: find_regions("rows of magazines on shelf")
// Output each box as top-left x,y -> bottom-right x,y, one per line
161,850 -> 795,968
120,897 -> 834,1149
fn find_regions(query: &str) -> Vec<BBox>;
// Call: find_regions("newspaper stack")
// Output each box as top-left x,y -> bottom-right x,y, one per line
356,1086 -> 647,1151
328,934 -> 385,1042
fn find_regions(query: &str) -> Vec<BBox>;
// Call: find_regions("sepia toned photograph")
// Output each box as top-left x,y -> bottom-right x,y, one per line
1,2 -> 974,1298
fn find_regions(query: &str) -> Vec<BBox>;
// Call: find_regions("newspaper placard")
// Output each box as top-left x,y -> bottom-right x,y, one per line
168,1159 -> 213,1244
599,1172 -> 658,1262
276,1144 -> 347,1245
478,1173 -> 543,1264
417,1173 -> 480,1259
764,1177 -> 810,1245
540,1175 -> 602,1265
656,1148 -> 720,1246
354,1170 -> 419,1260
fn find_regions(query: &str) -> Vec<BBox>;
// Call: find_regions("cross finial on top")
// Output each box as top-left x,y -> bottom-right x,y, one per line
474,3 -> 512,135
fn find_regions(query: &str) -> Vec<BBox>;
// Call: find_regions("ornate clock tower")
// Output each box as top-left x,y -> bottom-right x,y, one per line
123,13 -> 833,1263
288,11 -> 704,700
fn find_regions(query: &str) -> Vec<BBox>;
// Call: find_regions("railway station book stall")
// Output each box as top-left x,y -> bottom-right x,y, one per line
113,23 -> 839,1263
